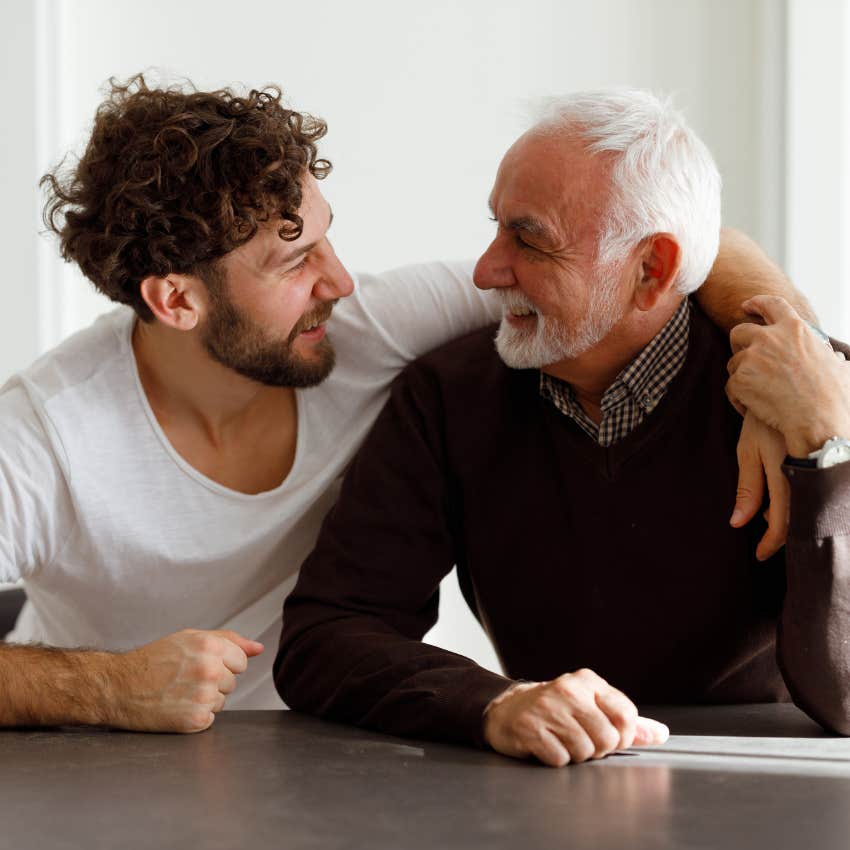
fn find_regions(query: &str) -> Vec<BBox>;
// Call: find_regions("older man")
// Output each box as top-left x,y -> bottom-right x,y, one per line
276,90 -> 850,765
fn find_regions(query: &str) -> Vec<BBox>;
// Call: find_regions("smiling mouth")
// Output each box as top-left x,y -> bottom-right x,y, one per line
507,306 -> 537,318
289,301 -> 337,343
299,316 -> 325,333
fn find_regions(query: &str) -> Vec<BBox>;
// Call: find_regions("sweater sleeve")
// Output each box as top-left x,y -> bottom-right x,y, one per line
778,461 -> 850,734
274,362 -> 512,746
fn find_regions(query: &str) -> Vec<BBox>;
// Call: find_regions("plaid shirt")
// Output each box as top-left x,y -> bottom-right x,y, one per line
540,298 -> 691,446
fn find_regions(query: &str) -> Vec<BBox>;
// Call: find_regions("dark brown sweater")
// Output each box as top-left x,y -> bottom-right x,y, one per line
275,304 -> 850,743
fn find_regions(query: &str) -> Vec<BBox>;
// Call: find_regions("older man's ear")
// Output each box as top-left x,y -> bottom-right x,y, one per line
633,234 -> 682,312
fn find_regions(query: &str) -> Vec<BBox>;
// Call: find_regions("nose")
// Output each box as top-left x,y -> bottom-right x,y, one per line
473,235 -> 516,291
313,239 -> 355,302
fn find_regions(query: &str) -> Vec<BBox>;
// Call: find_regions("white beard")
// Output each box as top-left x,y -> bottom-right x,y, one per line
494,271 -> 624,369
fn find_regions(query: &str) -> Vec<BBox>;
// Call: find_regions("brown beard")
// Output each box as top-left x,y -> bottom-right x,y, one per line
202,292 -> 337,388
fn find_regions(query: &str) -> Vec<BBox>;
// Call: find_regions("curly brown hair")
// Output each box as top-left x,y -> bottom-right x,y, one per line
41,74 -> 331,321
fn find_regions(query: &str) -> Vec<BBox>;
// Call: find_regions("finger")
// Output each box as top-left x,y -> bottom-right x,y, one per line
729,322 -> 762,354
550,713 -> 597,763
632,717 -> 669,746
594,687 -> 638,750
213,630 -> 265,658
740,295 -> 799,326
731,436 -> 765,528
218,669 -> 237,695
726,350 -> 745,377
527,728 -> 571,768
757,463 -> 791,561
211,691 -> 227,713
219,640 -> 249,675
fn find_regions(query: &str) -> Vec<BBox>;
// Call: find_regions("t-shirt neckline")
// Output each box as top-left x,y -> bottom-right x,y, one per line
123,312 -> 305,501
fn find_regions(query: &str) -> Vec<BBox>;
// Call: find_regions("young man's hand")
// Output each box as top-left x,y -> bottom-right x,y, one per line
483,668 -> 668,767
107,629 -> 264,733
727,296 -> 850,457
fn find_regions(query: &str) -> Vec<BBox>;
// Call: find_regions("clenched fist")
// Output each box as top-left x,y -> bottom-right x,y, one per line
483,668 -> 668,767
106,629 -> 264,733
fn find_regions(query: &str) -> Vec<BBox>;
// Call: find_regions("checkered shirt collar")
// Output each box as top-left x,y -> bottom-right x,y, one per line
539,298 -> 691,445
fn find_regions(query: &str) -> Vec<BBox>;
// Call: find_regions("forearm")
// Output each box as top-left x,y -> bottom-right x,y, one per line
697,228 -> 818,332
778,464 -> 850,734
0,642 -> 119,727
276,605 -> 510,746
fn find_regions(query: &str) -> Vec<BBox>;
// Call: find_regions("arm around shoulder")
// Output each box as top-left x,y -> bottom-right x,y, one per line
696,228 -> 818,332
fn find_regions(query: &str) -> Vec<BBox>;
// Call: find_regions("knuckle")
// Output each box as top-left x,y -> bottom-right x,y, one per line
553,679 -> 580,702
195,634 -> 221,655
607,705 -> 637,732
193,659 -> 222,683
196,683 -> 219,704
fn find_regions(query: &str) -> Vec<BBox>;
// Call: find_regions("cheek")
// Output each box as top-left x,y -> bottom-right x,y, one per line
529,269 -> 588,319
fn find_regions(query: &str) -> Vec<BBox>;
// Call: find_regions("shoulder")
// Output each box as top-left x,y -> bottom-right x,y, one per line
328,261 -> 501,370
5,308 -> 133,407
398,324 -> 531,412
0,308 -> 135,478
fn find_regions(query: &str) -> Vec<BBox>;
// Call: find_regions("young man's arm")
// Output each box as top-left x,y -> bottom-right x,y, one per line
0,629 -> 262,731
0,387 -> 262,732
696,228 -> 818,331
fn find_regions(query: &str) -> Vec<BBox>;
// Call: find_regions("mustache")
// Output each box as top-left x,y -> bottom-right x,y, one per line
495,288 -> 537,314
287,300 -> 338,344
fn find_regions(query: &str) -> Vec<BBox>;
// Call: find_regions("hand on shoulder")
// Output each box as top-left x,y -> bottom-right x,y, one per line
727,296 -> 850,457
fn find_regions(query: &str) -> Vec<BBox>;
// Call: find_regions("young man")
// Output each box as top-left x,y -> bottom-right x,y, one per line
0,78 -> 809,732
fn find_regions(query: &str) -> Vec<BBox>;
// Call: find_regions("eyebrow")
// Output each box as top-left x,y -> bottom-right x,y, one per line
263,207 -> 334,270
488,202 -> 557,245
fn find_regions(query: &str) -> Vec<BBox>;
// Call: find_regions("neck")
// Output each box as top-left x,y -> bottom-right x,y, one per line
132,319 -> 292,442
543,296 -> 683,415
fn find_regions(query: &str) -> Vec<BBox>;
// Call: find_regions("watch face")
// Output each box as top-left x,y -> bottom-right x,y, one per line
822,443 -> 850,468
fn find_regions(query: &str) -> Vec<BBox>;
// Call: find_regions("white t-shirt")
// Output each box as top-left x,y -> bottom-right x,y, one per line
0,262 -> 499,708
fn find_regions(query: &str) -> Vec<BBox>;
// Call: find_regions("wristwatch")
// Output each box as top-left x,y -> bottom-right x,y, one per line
804,436 -> 850,469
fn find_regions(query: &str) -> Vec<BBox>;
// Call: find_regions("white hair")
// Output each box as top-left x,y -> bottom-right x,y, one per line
530,89 -> 721,294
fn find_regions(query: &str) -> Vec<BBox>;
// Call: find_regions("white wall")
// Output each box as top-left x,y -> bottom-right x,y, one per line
0,4 -> 40,379
3,0 -> 798,671
785,0 -> 850,337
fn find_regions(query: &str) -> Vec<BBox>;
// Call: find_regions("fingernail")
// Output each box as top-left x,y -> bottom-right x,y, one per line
730,509 -> 743,526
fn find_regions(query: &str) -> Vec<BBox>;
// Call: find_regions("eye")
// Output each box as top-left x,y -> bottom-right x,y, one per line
285,256 -> 309,275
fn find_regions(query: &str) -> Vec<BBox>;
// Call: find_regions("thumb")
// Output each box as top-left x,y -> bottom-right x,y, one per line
633,716 -> 669,746
215,630 -> 265,657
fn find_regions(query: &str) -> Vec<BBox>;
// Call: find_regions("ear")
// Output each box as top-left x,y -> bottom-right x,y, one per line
139,274 -> 205,331
633,234 -> 681,312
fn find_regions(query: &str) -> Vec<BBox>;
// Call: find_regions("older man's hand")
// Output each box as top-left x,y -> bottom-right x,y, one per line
482,668 -> 669,767
727,296 -> 850,458
730,413 -> 790,561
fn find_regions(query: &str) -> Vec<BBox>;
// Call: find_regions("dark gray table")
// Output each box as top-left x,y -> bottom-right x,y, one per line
1,705 -> 848,850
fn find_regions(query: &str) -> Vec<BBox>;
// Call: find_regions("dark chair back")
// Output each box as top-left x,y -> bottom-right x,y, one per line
0,587 -> 26,639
